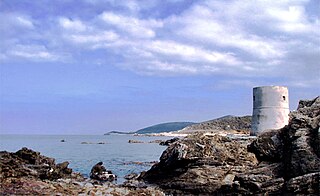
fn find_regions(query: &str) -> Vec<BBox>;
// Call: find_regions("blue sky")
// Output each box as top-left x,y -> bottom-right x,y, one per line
0,0 -> 319,134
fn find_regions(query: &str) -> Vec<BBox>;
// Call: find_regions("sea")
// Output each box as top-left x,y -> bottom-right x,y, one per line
0,134 -> 172,183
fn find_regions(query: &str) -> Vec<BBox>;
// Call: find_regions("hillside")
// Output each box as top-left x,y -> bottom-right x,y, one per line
135,122 -> 195,134
181,115 -> 251,132
104,131 -> 133,135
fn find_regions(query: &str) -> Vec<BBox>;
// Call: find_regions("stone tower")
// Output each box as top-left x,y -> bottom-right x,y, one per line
251,86 -> 289,136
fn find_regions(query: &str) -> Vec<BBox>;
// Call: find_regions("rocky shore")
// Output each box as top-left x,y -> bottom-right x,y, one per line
140,96 -> 319,195
1,97 -> 319,195
0,147 -> 165,195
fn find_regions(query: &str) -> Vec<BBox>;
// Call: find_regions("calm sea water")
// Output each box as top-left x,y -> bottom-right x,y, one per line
0,134 -> 170,183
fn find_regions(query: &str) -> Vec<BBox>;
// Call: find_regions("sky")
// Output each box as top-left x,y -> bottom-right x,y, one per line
0,0 -> 319,135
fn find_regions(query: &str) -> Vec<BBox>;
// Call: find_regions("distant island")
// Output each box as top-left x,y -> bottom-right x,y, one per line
135,122 -> 195,134
104,131 -> 134,135
104,122 -> 195,135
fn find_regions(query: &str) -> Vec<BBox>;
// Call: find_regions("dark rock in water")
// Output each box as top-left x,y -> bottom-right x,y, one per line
128,139 -> 144,143
159,137 -> 180,146
60,139 -> 66,142
81,141 -> 106,144
148,139 -> 163,144
90,162 -> 116,182
141,97 -> 320,195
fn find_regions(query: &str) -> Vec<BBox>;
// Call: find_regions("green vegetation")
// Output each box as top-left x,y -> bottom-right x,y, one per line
135,122 -> 195,134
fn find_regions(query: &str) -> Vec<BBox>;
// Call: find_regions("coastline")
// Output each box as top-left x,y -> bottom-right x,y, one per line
1,97 -> 319,195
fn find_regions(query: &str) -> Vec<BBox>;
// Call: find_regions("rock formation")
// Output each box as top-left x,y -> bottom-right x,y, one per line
90,161 -> 117,182
141,97 -> 320,195
0,148 -> 164,195
159,137 -> 180,146
181,115 -> 251,133
140,133 -> 257,195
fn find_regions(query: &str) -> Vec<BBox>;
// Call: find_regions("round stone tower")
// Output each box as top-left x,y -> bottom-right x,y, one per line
251,86 -> 289,136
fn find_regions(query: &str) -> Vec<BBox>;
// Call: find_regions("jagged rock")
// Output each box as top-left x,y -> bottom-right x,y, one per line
238,96 -> 320,194
285,172 -> 319,195
0,148 -> 164,195
141,133 -> 257,194
247,129 -> 283,162
142,97 -> 320,195
0,147 -> 80,181
248,96 -> 320,179
159,137 -> 180,146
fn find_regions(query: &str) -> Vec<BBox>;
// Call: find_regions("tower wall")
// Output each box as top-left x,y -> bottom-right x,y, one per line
251,86 -> 289,136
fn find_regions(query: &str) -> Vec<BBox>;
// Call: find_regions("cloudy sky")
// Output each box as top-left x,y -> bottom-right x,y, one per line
0,0 -> 319,134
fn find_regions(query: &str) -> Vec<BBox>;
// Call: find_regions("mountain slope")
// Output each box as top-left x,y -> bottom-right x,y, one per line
182,115 -> 251,132
135,122 -> 195,134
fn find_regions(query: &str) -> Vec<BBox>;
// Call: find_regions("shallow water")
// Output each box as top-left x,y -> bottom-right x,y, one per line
0,134 -> 170,183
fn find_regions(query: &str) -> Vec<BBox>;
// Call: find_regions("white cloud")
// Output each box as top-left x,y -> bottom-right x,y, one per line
100,12 -> 162,38
169,4 -> 286,59
122,60 -> 199,76
1,0 -> 318,86
68,31 -> 118,44
7,45 -> 60,61
0,13 -> 34,30
59,17 -> 87,32
146,40 -> 240,65
16,16 -> 34,28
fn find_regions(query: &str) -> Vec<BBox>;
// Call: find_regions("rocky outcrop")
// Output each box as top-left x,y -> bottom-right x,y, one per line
182,115 -> 251,133
0,147 -> 165,195
159,137 -> 180,146
245,96 -> 320,195
0,147 -> 85,195
140,133 -> 257,195
142,97 -> 320,195
0,147 -> 78,181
